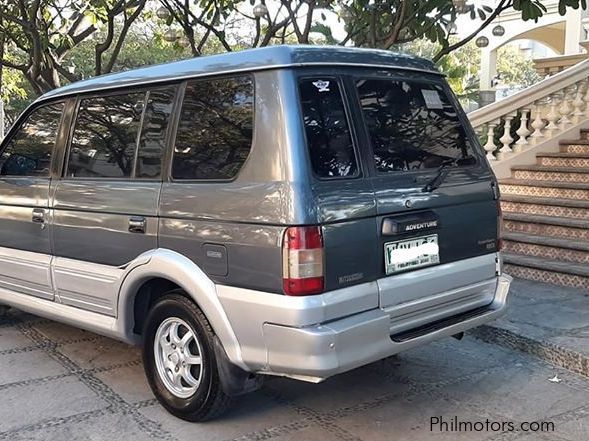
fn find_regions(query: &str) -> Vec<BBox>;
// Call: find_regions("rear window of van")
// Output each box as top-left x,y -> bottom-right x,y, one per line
356,79 -> 475,173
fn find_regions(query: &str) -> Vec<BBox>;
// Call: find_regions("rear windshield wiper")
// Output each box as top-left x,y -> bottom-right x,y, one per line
422,156 -> 476,193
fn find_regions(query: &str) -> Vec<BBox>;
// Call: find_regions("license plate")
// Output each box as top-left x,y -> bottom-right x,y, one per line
384,234 -> 440,275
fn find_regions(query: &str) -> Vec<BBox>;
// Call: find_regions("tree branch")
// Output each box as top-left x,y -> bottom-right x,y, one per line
383,0 -> 409,48
433,0 -> 513,62
104,0 -> 147,73
169,0 -> 233,52
1,59 -> 28,72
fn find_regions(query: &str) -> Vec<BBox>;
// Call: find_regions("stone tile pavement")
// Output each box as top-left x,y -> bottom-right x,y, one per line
471,278 -> 589,378
1,306 -> 589,440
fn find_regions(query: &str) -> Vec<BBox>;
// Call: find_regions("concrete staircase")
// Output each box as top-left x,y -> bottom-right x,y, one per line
499,130 -> 589,290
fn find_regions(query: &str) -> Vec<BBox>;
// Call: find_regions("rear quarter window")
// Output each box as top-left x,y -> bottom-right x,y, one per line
299,78 -> 358,179
172,75 -> 254,181
356,78 -> 474,172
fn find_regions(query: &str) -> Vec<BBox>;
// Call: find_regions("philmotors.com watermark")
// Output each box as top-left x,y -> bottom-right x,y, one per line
430,416 -> 555,433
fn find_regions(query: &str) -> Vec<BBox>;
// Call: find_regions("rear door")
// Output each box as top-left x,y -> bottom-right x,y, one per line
352,72 -> 499,310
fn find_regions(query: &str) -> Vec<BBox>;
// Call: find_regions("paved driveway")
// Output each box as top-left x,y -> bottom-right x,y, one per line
1,308 -> 589,441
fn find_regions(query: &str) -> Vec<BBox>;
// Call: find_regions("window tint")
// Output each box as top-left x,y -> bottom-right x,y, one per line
299,79 -> 357,178
172,76 -> 254,180
0,103 -> 63,177
67,93 -> 144,178
357,79 -> 474,172
136,87 -> 176,179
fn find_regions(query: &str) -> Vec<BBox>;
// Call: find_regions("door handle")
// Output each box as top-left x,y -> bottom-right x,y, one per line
32,208 -> 46,224
128,216 -> 146,234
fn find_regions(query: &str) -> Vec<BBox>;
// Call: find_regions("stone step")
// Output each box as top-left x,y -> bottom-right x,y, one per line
500,178 -> 589,200
500,195 -> 589,219
503,212 -> 589,241
512,165 -> 589,182
503,253 -> 589,290
561,137 -> 589,145
503,232 -> 589,264
561,143 -> 589,154
537,152 -> 589,167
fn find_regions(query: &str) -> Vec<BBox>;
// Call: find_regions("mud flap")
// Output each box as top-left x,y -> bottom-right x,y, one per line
213,336 -> 264,396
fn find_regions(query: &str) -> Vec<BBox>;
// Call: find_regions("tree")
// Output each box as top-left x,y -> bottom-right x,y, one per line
496,44 -> 541,88
1,0 -> 587,98
155,0 -> 321,54
0,0 -> 148,94
334,0 -> 588,61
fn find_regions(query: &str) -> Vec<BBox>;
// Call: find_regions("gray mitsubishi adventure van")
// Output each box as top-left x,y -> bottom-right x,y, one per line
0,45 -> 511,421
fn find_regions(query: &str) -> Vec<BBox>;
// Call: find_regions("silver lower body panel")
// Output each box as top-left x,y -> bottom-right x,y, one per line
260,274 -> 511,381
217,253 -> 510,382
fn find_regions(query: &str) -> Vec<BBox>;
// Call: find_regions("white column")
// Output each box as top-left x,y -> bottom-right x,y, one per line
564,7 -> 583,55
479,48 -> 497,90
479,48 -> 498,107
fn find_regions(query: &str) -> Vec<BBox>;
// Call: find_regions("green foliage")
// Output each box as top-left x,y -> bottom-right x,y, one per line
338,0 -> 586,58
66,24 -> 190,80
514,0 -> 586,21
496,44 -> 541,88
0,0 -> 586,106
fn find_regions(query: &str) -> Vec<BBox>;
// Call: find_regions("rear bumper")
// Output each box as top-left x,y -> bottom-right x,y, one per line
260,274 -> 511,381
216,252 -> 511,381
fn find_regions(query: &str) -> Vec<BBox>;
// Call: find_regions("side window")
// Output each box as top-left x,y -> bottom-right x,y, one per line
136,87 -> 176,179
172,75 -> 254,180
299,78 -> 358,179
0,102 -> 64,177
67,93 -> 144,178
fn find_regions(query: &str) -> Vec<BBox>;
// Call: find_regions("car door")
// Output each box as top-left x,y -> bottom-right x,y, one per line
51,85 -> 177,315
0,101 -> 67,300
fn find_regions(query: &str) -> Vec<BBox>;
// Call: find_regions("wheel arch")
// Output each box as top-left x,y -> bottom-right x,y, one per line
116,249 -> 246,370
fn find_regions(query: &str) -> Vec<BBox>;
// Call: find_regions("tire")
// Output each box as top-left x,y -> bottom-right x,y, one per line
142,291 -> 233,421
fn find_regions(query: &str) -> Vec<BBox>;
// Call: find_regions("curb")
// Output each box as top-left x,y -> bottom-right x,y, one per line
468,324 -> 589,378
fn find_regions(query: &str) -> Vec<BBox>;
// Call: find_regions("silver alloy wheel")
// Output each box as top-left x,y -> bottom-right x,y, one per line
154,317 -> 204,398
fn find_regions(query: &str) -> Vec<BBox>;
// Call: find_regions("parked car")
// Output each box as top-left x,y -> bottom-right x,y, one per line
0,45 -> 511,421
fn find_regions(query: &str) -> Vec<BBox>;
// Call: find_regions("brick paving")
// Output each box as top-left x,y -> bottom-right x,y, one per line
0,307 -> 589,440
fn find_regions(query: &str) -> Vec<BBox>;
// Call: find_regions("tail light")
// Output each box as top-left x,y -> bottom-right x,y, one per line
497,200 -> 504,251
282,226 -> 324,296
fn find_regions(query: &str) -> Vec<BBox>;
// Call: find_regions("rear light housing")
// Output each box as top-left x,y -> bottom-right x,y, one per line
282,226 -> 324,296
497,199 -> 504,251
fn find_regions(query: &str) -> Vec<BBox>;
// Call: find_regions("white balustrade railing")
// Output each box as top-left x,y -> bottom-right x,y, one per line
468,59 -> 589,163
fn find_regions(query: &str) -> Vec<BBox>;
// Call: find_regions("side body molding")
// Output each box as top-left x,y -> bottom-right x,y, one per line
116,248 -> 246,370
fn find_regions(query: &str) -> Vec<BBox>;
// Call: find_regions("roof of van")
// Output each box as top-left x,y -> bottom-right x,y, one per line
40,45 -> 440,101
